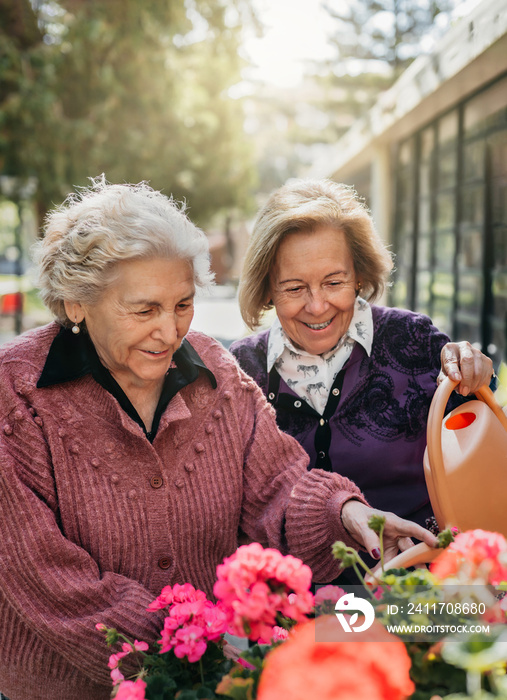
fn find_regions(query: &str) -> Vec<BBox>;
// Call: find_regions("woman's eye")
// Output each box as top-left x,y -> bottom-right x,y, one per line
286,287 -> 304,294
137,309 -> 153,316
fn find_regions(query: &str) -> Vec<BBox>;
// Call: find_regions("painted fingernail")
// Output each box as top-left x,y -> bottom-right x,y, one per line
371,548 -> 381,559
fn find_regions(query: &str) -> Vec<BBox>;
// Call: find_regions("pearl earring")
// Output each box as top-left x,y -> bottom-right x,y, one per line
72,318 -> 81,335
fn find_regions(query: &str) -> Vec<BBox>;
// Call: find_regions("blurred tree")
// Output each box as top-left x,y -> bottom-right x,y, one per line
314,0 -> 455,140
0,0 -> 257,225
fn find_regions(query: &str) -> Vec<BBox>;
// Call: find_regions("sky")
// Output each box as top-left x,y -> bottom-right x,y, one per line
240,0 -> 336,87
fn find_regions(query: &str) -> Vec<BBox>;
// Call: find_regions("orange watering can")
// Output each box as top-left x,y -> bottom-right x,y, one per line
373,376 -> 507,573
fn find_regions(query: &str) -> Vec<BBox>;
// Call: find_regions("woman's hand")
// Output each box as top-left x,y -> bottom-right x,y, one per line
341,501 -> 438,563
439,341 -> 494,396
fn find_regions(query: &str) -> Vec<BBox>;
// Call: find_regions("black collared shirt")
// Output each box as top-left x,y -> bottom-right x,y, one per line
37,327 -> 216,442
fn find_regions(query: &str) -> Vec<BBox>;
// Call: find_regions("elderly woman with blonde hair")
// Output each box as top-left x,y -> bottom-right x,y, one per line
0,178 -> 435,700
231,178 -> 493,571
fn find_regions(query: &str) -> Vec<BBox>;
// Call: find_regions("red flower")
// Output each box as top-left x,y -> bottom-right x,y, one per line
257,616 -> 414,700
431,529 -> 507,585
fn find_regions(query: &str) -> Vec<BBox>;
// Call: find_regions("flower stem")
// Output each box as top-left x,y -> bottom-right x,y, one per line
199,658 -> 205,685
466,669 -> 481,696
379,522 -> 385,571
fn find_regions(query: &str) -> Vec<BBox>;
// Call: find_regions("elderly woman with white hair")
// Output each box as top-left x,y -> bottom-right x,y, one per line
0,178 -> 436,700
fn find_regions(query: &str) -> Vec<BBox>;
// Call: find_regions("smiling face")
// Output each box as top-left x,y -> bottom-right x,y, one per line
269,226 -> 359,356
65,257 -> 195,394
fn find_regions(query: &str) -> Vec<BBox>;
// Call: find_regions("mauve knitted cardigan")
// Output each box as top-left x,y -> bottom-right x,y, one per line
0,323 -> 366,700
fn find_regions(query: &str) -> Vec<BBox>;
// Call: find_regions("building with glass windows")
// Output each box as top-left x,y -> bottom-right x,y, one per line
312,0 -> 507,368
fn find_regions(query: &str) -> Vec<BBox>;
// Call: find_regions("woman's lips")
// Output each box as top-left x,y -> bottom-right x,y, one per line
303,318 -> 333,330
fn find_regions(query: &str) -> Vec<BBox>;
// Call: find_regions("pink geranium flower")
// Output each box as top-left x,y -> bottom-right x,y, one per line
114,678 -> 147,700
314,585 -> 346,607
173,624 -> 208,663
213,543 -> 314,641
258,625 -> 290,644
110,666 -> 125,686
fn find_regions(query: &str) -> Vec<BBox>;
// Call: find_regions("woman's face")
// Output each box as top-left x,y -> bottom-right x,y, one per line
68,257 -> 195,393
269,226 -> 359,356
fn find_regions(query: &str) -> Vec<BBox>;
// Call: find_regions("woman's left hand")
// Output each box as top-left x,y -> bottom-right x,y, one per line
439,341 -> 494,396
341,501 -> 438,563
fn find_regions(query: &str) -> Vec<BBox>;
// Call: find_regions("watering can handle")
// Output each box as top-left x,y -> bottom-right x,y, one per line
426,376 -> 507,530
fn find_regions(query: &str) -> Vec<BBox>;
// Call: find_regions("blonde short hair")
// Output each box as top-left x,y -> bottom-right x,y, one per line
33,176 -> 213,325
238,178 -> 394,329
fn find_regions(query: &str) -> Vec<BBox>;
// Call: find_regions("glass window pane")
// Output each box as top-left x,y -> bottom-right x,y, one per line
433,271 -> 455,300
492,272 -> 507,319
461,185 -> 484,227
457,273 -> 483,315
492,180 -> 507,227
432,295 -> 453,336
459,229 -> 483,269
436,192 -> 455,229
434,232 -> 455,267
463,140 -> 485,182
416,271 -> 432,313
438,148 -> 457,188
417,233 -> 432,268
493,225 -> 507,269
490,131 -> 507,178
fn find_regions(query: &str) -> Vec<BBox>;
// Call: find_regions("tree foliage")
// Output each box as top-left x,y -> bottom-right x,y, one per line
315,0 -> 455,140
0,0 -> 257,224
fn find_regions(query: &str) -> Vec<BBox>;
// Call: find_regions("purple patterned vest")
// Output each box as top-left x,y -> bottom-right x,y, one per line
230,305 -> 463,528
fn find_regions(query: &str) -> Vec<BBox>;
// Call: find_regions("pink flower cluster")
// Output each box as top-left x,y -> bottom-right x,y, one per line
147,582 -> 228,663
213,542 -> 314,641
94,624 -> 149,688
431,529 -> 507,585
114,678 -> 146,700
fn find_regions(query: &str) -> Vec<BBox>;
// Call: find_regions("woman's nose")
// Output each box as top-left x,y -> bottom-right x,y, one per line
305,290 -> 329,316
153,313 -> 178,345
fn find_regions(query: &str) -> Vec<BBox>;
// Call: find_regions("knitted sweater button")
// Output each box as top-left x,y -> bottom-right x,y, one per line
184,463 -> 195,472
205,424 -> 213,434
58,429 -> 66,438
158,557 -> 171,570
128,489 -> 137,500
13,410 -> 23,421
69,444 -> 80,454
224,391 -> 232,400
34,416 -> 43,426
212,409 -> 222,420
91,458 -> 100,468
150,476 -> 163,489
175,479 -> 185,489
3,425 -> 12,436
111,474 -> 119,484
194,443 -> 204,453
